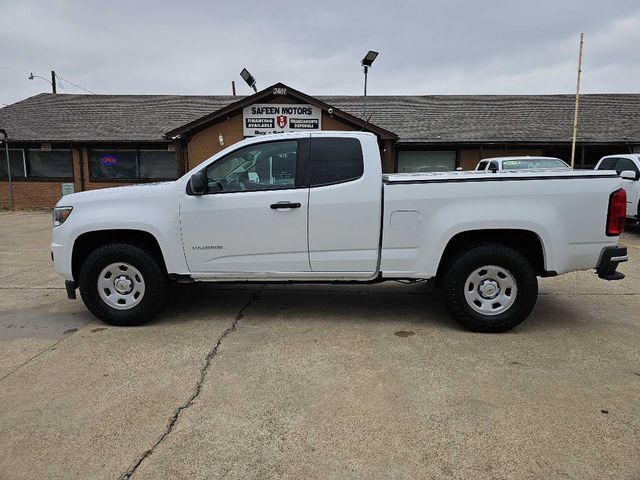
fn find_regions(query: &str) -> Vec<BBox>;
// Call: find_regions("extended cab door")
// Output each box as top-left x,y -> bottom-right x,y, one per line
180,138 -> 310,274
307,134 -> 382,273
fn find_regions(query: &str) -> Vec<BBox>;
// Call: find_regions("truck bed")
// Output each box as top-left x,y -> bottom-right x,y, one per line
380,168 -> 622,278
383,169 -> 618,184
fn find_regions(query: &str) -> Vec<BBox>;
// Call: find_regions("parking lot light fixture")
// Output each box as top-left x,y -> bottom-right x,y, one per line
361,50 -> 379,120
361,50 -> 379,68
240,68 -> 257,93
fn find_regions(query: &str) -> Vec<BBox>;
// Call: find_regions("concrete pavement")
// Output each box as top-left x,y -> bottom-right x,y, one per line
0,211 -> 639,479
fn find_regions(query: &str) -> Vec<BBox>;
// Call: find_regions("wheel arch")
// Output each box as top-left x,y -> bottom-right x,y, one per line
436,229 -> 548,281
72,229 -> 167,282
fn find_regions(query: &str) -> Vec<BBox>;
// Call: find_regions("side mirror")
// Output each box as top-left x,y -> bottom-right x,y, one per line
189,171 -> 206,195
620,170 -> 639,181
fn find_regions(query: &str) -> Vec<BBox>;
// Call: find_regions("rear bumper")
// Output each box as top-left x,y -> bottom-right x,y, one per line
596,245 -> 628,280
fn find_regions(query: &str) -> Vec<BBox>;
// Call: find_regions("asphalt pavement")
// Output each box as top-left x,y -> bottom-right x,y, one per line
0,211 -> 639,479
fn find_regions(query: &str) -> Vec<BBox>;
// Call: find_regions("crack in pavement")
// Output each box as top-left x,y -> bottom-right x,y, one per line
0,333 -> 74,383
538,291 -> 640,296
0,286 -> 65,290
121,285 -> 264,480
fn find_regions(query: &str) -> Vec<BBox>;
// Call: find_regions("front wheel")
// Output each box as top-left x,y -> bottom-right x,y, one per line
78,242 -> 168,326
441,244 -> 538,333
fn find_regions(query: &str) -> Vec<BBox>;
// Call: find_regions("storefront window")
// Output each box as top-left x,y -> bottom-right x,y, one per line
28,150 -> 73,178
89,150 -> 137,179
0,150 -> 27,178
89,149 -> 177,180
397,151 -> 456,173
139,150 -> 177,179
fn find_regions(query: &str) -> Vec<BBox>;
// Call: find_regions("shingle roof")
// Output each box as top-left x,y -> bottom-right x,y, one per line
0,94 -> 238,143
332,94 -> 640,144
1,91 -> 639,144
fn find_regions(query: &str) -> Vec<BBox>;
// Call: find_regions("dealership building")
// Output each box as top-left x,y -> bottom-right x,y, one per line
0,82 -> 639,208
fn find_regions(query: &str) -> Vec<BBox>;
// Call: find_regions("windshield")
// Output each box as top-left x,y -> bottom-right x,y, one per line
501,159 -> 569,170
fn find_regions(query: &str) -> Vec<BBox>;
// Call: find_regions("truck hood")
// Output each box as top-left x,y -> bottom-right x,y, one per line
56,181 -> 177,207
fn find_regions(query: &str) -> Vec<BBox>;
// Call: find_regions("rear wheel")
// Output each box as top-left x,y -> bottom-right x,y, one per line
441,244 -> 538,333
79,242 -> 168,326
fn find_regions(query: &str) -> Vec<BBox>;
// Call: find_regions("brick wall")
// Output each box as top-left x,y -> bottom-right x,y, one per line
321,113 -> 357,132
0,181 -> 65,209
459,149 -> 481,170
187,115 -> 245,170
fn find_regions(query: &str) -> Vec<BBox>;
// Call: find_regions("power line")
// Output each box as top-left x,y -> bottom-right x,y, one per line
0,65 -> 38,74
56,73 -> 96,94
1,66 -> 96,94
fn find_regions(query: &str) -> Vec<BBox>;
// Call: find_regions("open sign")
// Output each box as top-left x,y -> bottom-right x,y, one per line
101,154 -> 118,166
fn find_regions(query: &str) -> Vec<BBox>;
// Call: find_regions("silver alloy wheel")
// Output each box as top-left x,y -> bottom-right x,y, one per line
97,262 -> 145,310
464,265 -> 517,316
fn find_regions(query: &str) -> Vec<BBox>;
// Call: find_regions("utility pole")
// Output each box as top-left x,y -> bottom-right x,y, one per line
0,129 -> 14,209
29,71 -> 57,93
570,33 -> 584,168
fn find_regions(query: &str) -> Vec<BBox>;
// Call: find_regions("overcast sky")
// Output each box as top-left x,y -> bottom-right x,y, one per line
1,0 -> 639,106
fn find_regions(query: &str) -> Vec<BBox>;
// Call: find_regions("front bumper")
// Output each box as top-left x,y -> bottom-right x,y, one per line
65,280 -> 77,299
596,245 -> 628,280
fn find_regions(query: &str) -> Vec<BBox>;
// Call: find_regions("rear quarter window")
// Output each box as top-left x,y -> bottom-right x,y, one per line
310,137 -> 364,187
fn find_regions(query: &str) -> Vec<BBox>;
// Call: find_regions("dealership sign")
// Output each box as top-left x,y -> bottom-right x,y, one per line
243,104 -> 322,136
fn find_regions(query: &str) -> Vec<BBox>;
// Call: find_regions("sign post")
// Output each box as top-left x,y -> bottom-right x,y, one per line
0,129 -> 13,209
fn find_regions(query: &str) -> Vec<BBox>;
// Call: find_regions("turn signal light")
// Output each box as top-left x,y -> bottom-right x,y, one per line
606,188 -> 626,236
53,206 -> 73,227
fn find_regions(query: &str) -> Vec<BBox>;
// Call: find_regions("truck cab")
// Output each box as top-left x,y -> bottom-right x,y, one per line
181,132 -> 382,277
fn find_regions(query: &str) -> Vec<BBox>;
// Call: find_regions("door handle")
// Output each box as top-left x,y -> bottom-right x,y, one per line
270,201 -> 301,209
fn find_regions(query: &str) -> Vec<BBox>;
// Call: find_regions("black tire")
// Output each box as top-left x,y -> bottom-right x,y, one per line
78,242 -> 168,326
441,243 -> 538,333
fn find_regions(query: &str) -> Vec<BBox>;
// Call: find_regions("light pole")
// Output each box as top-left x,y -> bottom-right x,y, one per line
240,68 -> 257,93
28,71 -> 57,94
361,50 -> 379,120
0,128 -> 13,209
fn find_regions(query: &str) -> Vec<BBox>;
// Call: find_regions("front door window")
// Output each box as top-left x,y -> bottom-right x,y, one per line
205,140 -> 298,193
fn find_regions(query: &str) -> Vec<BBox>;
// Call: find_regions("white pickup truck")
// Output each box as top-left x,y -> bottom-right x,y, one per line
594,154 -> 640,222
51,132 -> 629,332
476,156 -> 571,172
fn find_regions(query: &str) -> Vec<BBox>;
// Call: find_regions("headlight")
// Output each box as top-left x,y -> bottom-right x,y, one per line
53,206 -> 73,226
